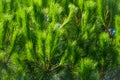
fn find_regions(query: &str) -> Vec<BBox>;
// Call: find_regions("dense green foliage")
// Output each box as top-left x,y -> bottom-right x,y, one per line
0,0 -> 120,80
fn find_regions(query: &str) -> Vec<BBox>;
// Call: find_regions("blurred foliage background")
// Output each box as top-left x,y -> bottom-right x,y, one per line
0,0 -> 120,80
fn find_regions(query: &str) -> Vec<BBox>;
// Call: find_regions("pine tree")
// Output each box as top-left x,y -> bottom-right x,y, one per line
0,0 -> 120,80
